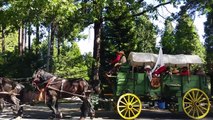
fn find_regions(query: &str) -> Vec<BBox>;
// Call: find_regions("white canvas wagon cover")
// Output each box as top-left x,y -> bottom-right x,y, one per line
128,52 -> 203,67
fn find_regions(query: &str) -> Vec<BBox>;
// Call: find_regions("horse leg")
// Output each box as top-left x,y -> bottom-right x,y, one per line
54,98 -> 62,118
10,95 -> 20,115
86,99 -> 95,119
46,95 -> 60,118
80,98 -> 95,120
0,98 -> 4,112
80,101 -> 89,120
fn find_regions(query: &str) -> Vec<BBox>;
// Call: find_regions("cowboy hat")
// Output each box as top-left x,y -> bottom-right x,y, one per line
117,51 -> 125,55
144,65 -> 151,69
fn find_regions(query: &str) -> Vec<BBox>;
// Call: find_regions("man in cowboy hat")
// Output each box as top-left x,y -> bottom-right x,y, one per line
106,50 -> 126,77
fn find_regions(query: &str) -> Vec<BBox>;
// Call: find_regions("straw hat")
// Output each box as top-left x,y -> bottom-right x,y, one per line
172,68 -> 179,74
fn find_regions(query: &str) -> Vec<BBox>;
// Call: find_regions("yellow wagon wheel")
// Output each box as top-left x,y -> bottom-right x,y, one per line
117,93 -> 142,120
183,88 -> 211,119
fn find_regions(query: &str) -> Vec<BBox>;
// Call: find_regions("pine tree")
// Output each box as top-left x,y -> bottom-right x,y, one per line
161,18 -> 175,54
204,4 -> 213,73
174,11 -> 206,61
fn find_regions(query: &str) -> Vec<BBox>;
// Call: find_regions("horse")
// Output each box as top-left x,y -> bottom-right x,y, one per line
32,69 -> 101,119
0,77 -> 25,117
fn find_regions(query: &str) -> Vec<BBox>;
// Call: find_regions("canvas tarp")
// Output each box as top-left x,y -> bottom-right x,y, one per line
128,52 -> 203,67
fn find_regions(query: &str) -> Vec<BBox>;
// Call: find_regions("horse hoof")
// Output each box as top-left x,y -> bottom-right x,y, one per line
13,116 -> 22,120
59,112 -> 63,118
55,113 -> 63,118
79,117 -> 85,120
48,115 -> 54,119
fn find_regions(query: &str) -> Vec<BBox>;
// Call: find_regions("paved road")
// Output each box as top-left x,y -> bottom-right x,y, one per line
0,102 -> 213,120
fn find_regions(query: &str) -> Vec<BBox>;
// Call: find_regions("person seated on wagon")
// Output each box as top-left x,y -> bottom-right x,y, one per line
195,66 -> 205,75
180,66 -> 190,76
152,65 -> 171,77
144,65 -> 152,80
172,65 -> 180,75
144,65 -> 152,73
106,50 -> 127,77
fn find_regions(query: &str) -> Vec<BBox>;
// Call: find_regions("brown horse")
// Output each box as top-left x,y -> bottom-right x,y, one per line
32,69 -> 101,119
0,77 -> 25,117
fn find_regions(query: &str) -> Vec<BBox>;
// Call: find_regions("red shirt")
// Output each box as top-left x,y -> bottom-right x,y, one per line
180,70 -> 190,76
111,54 -> 122,65
153,66 -> 167,75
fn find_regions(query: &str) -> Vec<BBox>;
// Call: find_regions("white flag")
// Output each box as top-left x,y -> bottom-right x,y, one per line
151,47 -> 164,75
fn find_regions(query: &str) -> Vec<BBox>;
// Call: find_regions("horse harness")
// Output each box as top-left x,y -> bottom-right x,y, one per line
41,77 -> 89,99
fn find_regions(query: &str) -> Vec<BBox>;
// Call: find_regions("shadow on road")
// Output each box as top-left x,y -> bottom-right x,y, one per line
1,102 -> 213,120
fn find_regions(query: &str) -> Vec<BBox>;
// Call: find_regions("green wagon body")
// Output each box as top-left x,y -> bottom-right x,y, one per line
115,64 -> 211,112
101,52 -> 212,120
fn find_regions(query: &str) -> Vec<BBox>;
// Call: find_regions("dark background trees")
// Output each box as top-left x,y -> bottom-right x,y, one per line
0,0 -> 212,83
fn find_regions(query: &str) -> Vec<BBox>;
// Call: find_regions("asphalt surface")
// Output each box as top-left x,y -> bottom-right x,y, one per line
0,102 -> 213,120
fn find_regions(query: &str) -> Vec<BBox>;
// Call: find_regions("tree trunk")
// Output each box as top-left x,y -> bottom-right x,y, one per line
35,24 -> 39,55
1,25 -> 5,53
18,25 -> 24,56
28,22 -> 31,51
48,22 -> 56,72
92,20 -> 102,81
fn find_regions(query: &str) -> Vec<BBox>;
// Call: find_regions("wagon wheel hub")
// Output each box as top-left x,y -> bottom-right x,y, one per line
126,103 -> 133,110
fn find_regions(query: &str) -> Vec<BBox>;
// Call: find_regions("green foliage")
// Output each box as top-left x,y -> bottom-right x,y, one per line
0,51 -> 39,78
204,7 -> 213,73
53,41 -> 92,80
174,12 -> 206,61
161,18 -> 175,54
0,31 -> 18,52
100,13 -> 157,75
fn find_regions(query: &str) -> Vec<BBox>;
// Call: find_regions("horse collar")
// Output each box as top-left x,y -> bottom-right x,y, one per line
46,76 -> 57,88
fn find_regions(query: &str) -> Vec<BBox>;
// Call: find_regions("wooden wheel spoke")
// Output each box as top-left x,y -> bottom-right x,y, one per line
130,109 -> 136,116
132,104 -> 140,107
184,102 -> 192,105
132,107 -> 139,112
195,106 -> 200,117
192,107 -> 196,117
192,90 -> 196,100
198,104 -> 208,111
128,95 -> 130,102
197,105 -> 205,115
123,97 -> 128,104
197,94 -> 203,101
195,91 -> 199,100
124,109 -> 129,117
184,104 -> 193,110
120,107 -> 127,113
132,100 -> 138,105
198,98 -> 207,103
118,105 -> 126,108
130,96 -> 135,103
120,100 -> 127,105
128,109 -> 131,117
185,96 -> 193,102
188,92 -> 194,100
187,106 -> 194,114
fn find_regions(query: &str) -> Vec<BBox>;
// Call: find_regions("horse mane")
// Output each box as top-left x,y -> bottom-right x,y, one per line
0,77 -> 18,89
37,69 -> 55,81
